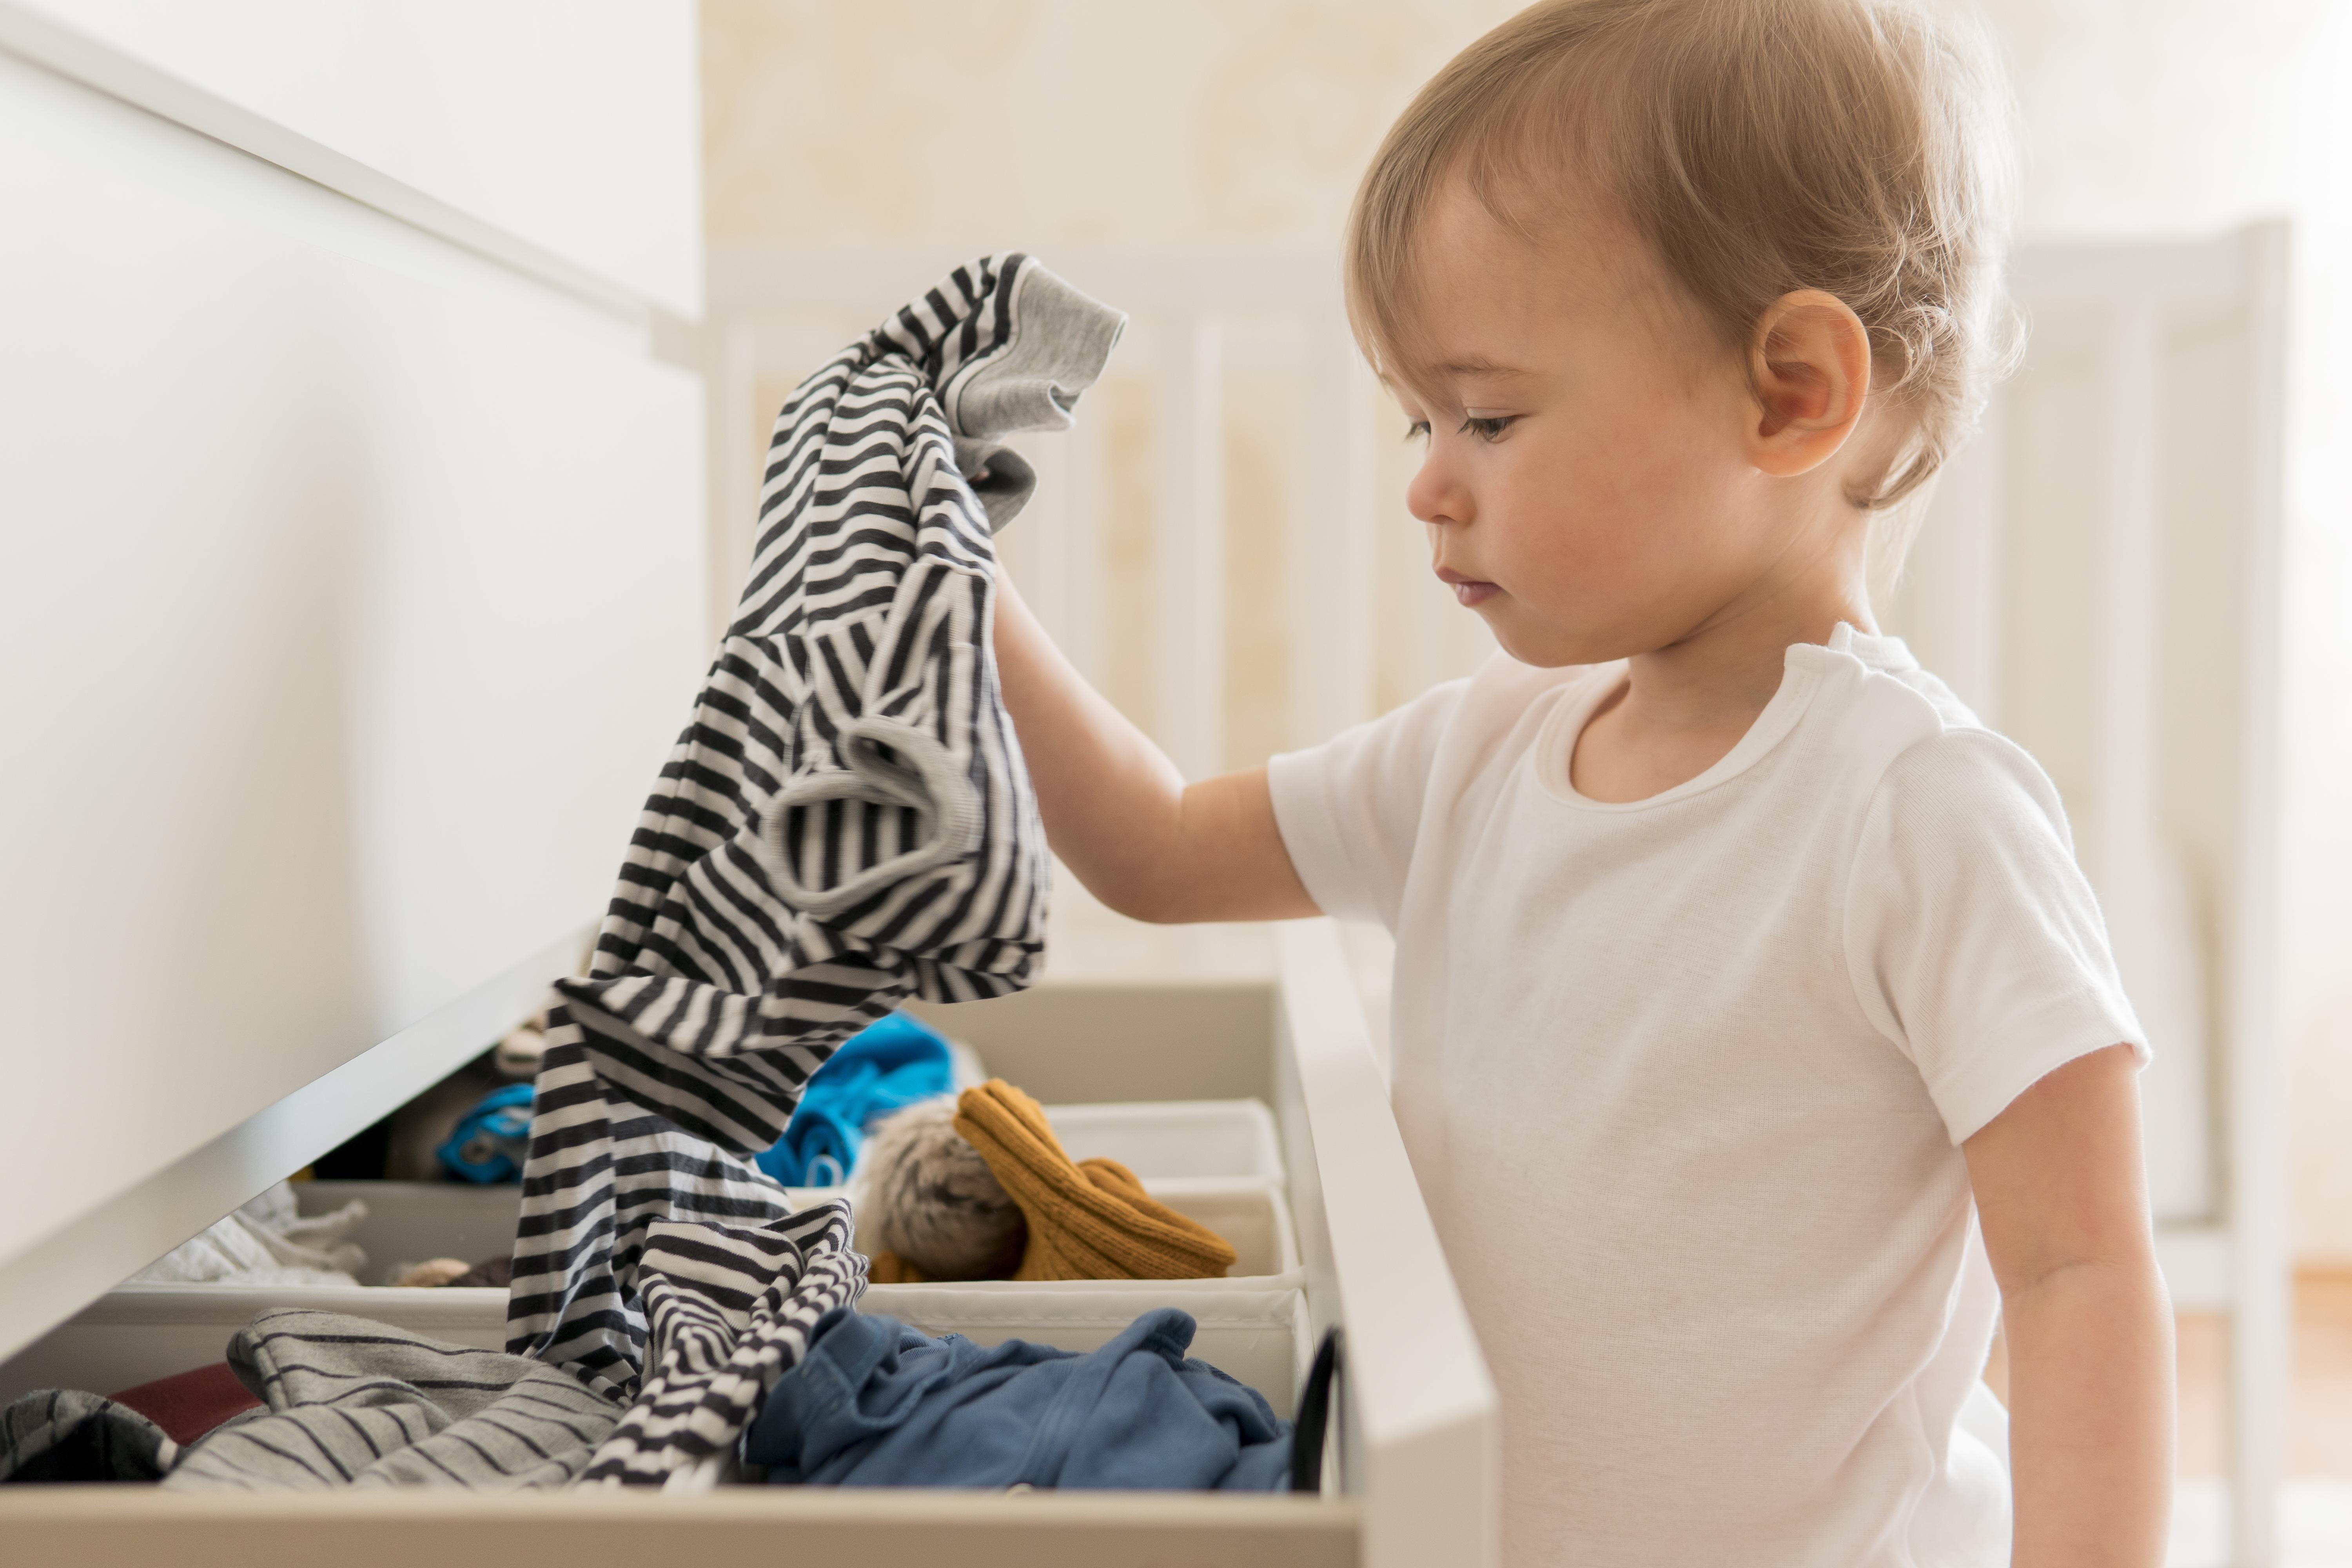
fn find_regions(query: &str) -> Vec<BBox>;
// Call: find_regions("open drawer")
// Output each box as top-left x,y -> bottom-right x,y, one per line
0,922 -> 1497,1567
3,1172 -> 1307,1413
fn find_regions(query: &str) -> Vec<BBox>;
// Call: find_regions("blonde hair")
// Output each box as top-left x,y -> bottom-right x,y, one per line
1346,0 -> 2016,509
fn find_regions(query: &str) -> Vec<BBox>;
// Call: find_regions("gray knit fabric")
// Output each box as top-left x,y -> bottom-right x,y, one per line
163,1307 -> 619,1491
0,1389 -> 175,1482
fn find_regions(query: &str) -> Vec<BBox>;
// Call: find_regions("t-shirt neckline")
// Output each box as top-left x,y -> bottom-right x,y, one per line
1534,622 -> 1895,811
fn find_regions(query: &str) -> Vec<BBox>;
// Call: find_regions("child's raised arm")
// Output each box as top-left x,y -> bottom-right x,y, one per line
992,569 -> 1319,925
1966,1044 -> 2176,1568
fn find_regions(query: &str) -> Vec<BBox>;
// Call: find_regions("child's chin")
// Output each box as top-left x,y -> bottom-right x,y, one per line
1486,611 -> 1624,671
1490,623 -> 1584,670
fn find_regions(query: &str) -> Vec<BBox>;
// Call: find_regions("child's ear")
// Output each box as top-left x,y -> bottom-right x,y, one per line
1744,290 -> 1873,477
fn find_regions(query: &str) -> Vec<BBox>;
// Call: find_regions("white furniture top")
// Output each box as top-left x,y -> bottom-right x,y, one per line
0,6 -> 707,1358
0,0 -> 702,316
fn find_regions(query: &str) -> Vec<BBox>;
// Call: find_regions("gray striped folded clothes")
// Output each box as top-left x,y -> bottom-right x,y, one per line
0,1389 -> 176,1483
505,254 -> 1125,1487
160,1307 -> 619,1491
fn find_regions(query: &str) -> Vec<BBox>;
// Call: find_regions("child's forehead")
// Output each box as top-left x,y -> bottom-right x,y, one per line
1417,179 -> 1631,305
1381,176 -> 1670,391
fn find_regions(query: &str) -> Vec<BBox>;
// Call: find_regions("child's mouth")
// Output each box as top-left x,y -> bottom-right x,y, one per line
1436,567 -> 1499,607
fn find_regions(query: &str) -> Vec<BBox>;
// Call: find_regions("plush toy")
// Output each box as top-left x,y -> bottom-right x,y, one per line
850,1097 -> 1025,1281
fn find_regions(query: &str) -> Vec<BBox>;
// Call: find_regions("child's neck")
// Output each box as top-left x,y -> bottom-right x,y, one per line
1568,559 -> 1875,804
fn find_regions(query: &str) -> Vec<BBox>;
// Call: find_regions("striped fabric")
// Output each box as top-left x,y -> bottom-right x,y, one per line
581,1207 -> 866,1487
162,1308 -> 619,1491
506,255 -> 1123,1485
0,1388 -> 176,1482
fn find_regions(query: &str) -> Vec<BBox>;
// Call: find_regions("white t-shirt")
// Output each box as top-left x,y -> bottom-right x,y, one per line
1267,626 -> 2144,1568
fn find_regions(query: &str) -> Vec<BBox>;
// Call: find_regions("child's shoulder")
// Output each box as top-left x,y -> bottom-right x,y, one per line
1800,624 -> 1979,736
1804,628 -> 2075,853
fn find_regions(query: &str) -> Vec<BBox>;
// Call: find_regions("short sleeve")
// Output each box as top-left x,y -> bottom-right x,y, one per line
1844,729 -> 2148,1145
1266,677 -> 1469,929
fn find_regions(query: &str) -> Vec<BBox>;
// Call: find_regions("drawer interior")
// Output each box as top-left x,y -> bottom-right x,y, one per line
2,1098 -> 1308,1411
0,948 -> 1458,1568
0,1278 -> 1312,1419
296,1165 -> 1295,1287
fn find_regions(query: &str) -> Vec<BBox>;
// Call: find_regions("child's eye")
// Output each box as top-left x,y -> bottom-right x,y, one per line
1404,419 -> 1430,443
1459,414 -> 1518,442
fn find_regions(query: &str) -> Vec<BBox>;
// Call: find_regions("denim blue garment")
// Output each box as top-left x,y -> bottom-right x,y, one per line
744,1307 -> 1292,1491
753,1013 -> 955,1186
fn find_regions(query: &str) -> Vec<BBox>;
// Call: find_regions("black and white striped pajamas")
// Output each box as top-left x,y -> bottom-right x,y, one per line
506,255 -> 1123,1486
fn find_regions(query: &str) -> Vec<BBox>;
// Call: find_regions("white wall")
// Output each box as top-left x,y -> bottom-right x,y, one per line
0,5 -> 708,1326
13,0 -> 703,313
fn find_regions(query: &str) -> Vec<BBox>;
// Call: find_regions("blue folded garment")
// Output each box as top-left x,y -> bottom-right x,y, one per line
744,1307 -> 1292,1491
436,1083 -> 536,1183
753,1012 -> 955,1187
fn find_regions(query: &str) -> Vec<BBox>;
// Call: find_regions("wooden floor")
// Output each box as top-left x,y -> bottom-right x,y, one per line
1985,1269 -> 2352,1478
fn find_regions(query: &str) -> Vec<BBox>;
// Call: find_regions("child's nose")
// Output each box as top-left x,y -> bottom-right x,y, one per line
1406,447 -> 1470,528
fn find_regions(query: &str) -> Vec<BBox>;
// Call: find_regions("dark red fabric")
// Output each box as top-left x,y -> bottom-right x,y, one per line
107,1362 -> 263,1445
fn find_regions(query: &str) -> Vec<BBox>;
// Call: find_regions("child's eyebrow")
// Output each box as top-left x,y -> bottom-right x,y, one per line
1435,356 -> 1533,380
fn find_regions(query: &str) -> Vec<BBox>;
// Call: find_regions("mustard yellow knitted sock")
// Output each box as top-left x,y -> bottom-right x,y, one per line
952,1080 -> 1237,1281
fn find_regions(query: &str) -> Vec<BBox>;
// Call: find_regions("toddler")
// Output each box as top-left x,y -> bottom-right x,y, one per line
994,1 -> 2171,1563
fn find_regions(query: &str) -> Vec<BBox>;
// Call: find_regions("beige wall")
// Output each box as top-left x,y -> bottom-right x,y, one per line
703,0 -> 1514,253
704,0 -> 1513,757
701,0 -> 2352,1256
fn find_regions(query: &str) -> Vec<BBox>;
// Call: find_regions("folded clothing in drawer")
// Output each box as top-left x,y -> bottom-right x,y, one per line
860,1286 -> 1310,1420
853,1082 -> 1243,1285
0,1287 -> 511,1405
0,1288 -> 1311,1493
125,1183 -> 369,1289
0,1305 -> 620,1490
782,1182 -> 1299,1288
0,1281 -> 1312,1429
299,1180 -> 524,1287
158,1306 -> 620,1491
745,1306 -> 1292,1490
8,1069 -> 1303,1494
